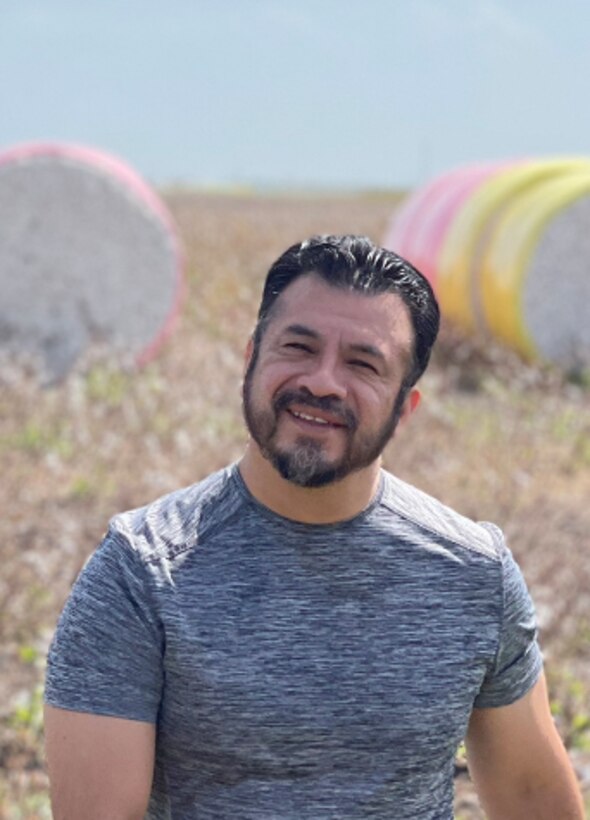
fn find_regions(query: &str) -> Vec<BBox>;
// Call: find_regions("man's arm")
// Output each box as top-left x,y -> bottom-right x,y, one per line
465,671 -> 585,819
44,705 -> 156,820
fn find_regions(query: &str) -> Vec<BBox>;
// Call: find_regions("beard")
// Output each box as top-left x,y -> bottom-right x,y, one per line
242,359 -> 406,488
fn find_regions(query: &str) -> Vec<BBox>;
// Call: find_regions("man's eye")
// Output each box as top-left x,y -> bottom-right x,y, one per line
350,359 -> 378,374
284,342 -> 313,353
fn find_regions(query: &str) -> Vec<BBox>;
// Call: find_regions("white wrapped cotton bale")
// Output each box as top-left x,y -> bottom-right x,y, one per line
480,173 -> 590,367
0,143 -> 184,382
437,158 -> 590,334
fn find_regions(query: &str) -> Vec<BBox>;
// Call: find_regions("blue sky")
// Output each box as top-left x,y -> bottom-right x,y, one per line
1,0 -> 589,189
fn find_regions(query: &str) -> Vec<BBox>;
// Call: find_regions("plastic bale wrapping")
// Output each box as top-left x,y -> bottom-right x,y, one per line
437,158 -> 590,334
480,172 -> 590,367
407,162 -> 514,292
382,163 -> 506,291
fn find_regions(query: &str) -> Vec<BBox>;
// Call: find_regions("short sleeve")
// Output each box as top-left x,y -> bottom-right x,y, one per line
474,526 -> 543,708
44,528 -> 164,723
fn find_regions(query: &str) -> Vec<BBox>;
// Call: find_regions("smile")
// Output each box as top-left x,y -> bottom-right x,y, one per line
287,408 -> 345,428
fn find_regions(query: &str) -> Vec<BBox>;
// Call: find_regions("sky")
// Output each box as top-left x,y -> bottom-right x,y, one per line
1,0 -> 589,190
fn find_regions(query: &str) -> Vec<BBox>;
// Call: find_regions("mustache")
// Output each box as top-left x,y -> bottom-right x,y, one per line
273,389 -> 358,431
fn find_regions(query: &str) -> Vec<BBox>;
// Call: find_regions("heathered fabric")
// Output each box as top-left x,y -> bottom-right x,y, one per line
45,464 -> 543,819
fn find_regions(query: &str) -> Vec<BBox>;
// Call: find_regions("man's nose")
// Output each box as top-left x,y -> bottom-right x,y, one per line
295,355 -> 348,400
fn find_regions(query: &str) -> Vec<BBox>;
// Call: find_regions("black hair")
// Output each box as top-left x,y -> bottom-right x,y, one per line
253,234 -> 440,394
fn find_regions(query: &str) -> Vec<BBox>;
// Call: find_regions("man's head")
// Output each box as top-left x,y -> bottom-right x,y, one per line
252,235 -> 439,395
242,235 -> 440,488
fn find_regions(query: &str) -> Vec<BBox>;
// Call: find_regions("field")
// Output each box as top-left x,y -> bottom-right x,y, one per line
1,191 -> 589,818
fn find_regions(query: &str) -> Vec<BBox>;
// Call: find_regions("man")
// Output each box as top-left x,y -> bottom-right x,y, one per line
44,235 -> 584,819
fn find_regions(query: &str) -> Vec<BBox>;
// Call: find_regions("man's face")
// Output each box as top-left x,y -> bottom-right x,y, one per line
242,274 -> 419,488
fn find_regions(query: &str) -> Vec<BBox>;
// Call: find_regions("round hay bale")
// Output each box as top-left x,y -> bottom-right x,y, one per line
480,173 -> 590,366
437,158 -> 590,333
0,143 -> 184,382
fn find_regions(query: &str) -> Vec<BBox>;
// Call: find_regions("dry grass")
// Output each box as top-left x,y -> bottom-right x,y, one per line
1,191 -> 589,818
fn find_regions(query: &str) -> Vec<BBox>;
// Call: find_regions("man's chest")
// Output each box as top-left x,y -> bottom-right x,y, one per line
157,562 -> 496,772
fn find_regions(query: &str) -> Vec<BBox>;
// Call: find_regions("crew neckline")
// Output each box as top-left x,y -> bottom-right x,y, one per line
230,462 -> 386,531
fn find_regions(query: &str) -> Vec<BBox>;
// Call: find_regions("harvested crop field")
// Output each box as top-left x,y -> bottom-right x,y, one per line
1,191 -> 589,818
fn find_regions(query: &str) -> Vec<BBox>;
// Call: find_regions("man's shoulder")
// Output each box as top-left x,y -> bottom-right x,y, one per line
379,470 -> 502,561
108,463 -> 244,565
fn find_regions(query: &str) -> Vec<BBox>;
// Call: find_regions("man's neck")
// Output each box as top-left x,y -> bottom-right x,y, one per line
238,442 -> 382,525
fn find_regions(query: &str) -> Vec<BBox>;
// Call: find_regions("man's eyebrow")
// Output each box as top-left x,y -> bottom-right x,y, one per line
281,324 -> 320,339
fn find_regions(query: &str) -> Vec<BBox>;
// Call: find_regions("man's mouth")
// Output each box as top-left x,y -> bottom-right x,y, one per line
273,390 -> 357,431
286,408 -> 346,428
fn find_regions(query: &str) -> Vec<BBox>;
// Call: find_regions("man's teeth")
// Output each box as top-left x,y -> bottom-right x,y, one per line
291,410 -> 329,425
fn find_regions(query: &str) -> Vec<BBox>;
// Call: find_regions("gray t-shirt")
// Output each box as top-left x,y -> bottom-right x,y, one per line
45,464 -> 543,819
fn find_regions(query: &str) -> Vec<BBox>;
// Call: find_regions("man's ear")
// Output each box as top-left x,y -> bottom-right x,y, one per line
398,388 -> 421,426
